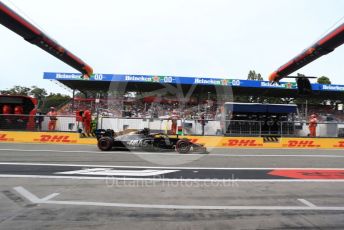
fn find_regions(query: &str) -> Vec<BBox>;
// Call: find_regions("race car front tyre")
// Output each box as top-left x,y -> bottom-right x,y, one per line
97,137 -> 114,151
176,140 -> 191,154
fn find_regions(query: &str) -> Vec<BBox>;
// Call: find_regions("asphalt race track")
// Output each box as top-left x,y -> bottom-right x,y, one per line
1,143 -> 344,229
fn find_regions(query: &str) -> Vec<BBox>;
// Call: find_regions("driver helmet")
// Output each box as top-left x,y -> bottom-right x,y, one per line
139,128 -> 150,135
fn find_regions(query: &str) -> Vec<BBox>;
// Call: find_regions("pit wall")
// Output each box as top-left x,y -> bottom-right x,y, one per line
0,131 -> 343,149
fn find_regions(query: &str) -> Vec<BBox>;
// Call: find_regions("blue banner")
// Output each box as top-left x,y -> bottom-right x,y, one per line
43,72 -> 344,92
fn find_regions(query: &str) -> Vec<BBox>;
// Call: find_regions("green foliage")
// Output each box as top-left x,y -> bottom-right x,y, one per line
29,86 -> 48,106
236,70 -> 266,103
41,93 -> 71,113
247,70 -> 263,81
30,86 -> 47,99
0,85 -> 47,99
317,76 -> 331,85
0,85 -> 31,96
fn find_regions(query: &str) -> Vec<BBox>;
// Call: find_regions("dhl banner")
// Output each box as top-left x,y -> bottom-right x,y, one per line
187,136 -> 266,148
187,136 -> 344,149
0,131 -> 343,149
280,138 -> 344,149
0,131 -> 94,145
188,136 -> 344,149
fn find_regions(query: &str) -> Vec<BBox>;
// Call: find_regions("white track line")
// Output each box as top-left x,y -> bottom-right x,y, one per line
13,186 -> 344,210
40,193 -> 60,202
37,201 -> 344,210
1,162 -> 344,170
32,200 -> 344,211
0,148 -> 343,157
13,186 -> 40,203
3,174 -> 344,182
298,199 -> 317,208
56,169 -> 179,176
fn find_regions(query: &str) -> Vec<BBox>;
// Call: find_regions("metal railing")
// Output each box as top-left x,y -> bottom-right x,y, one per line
223,120 -> 262,136
98,116 -> 225,136
280,121 -> 344,138
1,114 -> 343,138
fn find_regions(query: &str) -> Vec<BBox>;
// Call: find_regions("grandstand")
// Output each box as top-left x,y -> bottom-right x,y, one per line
44,72 -> 344,120
1,72 -> 343,137
44,72 -> 344,100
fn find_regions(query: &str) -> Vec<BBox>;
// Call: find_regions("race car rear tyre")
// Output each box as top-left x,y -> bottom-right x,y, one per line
176,140 -> 191,154
97,137 -> 114,151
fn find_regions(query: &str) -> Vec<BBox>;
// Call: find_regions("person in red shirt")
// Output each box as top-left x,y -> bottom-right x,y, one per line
170,110 -> 179,135
47,107 -> 58,131
309,114 -> 318,138
83,109 -> 92,136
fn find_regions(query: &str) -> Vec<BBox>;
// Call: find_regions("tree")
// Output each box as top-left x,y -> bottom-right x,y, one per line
41,93 -> 71,113
247,70 -> 263,81
30,86 -> 47,106
234,70 -> 262,103
0,85 -> 31,96
317,76 -> 331,85
244,70 -> 264,103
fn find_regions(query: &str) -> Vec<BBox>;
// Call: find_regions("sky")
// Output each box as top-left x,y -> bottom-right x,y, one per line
0,0 -> 344,95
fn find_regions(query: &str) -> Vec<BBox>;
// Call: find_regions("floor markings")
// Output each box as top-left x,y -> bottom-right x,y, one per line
2,163 -> 344,182
56,168 -> 179,176
13,186 -> 344,211
1,162 -> 344,171
2,174 -> 344,182
298,199 -> 317,208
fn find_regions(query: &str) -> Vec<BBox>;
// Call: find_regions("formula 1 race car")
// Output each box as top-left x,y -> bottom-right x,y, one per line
95,128 -> 207,154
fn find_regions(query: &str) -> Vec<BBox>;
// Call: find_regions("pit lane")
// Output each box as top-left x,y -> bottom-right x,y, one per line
0,143 -> 344,229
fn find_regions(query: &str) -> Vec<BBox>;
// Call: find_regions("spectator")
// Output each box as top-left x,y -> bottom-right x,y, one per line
47,107 -> 58,131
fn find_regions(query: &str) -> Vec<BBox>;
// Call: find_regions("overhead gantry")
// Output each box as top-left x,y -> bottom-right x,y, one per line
269,23 -> 344,83
0,1 -> 93,77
